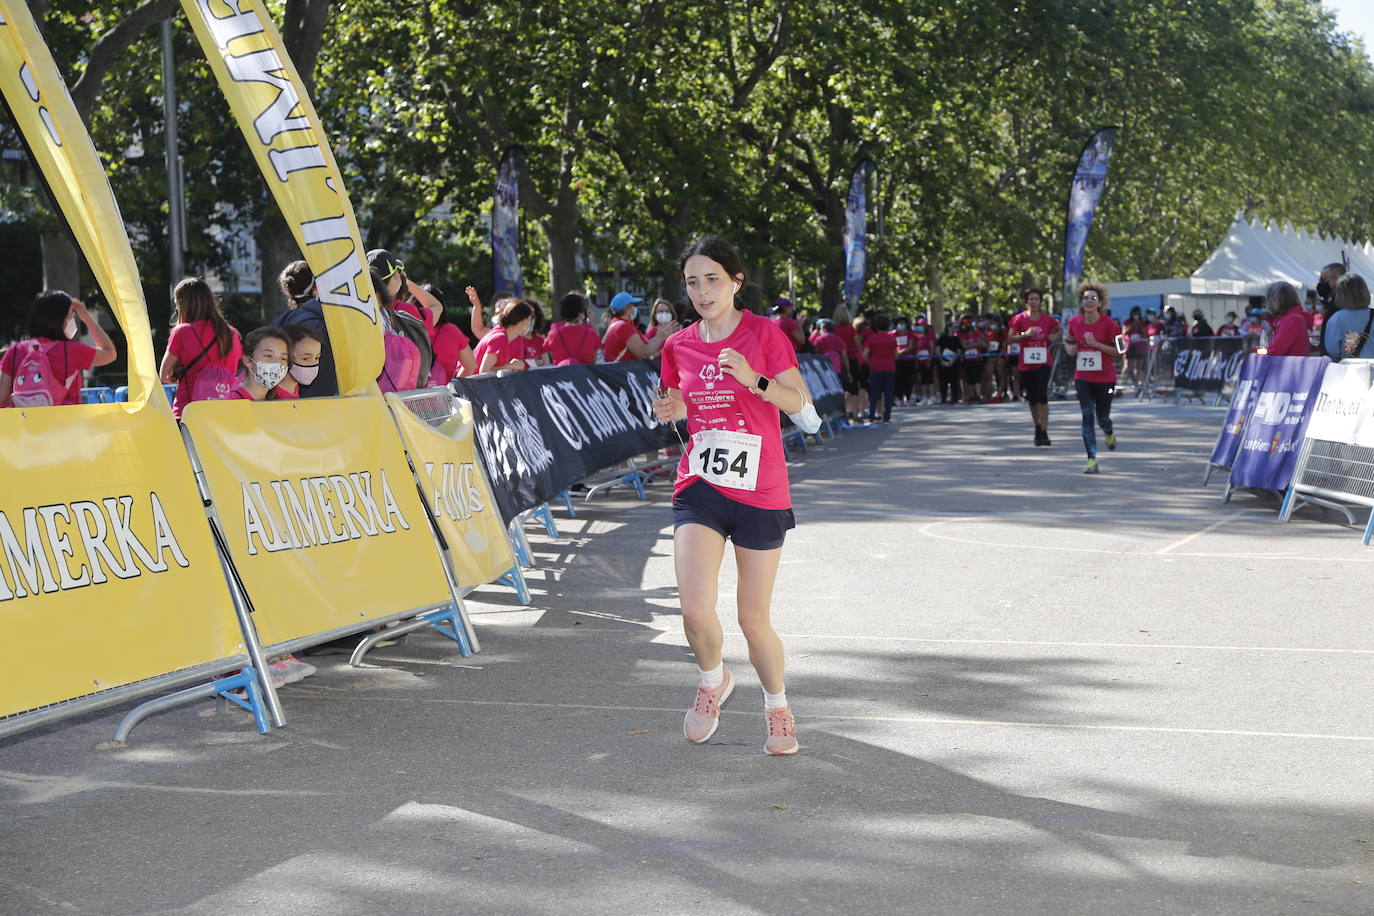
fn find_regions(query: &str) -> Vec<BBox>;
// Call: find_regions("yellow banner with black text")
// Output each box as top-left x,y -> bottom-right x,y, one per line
181,396 -> 455,647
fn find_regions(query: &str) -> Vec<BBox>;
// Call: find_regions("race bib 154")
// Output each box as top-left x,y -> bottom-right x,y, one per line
689,429 -> 762,492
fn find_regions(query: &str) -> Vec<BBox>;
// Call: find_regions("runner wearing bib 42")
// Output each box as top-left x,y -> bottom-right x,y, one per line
1007,288 -> 1061,447
1064,282 -> 1121,474
654,234 -> 811,757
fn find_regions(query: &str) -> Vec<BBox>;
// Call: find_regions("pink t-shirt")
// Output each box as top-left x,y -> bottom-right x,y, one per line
1,337 -> 98,406
546,322 -> 601,366
1008,311 -> 1060,371
773,315 -> 802,352
167,320 -> 242,417
523,332 -> 547,363
431,323 -> 471,382
660,311 -> 799,510
472,328 -> 522,372
1267,307 -> 1310,357
865,331 -> 898,372
393,300 -> 437,335
814,332 -> 846,373
910,329 -> 936,359
1067,314 -> 1121,383
603,318 -> 643,362
957,329 -> 984,359
834,323 -> 860,360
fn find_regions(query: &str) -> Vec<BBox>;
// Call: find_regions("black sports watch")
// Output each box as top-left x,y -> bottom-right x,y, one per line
755,376 -> 771,392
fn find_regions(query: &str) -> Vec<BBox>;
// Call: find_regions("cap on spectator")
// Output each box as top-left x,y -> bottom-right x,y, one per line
367,249 -> 404,280
609,291 -> 642,313
770,297 -> 794,314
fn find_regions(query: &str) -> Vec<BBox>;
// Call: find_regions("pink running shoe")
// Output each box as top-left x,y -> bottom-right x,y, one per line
683,667 -> 734,743
764,707 -> 799,756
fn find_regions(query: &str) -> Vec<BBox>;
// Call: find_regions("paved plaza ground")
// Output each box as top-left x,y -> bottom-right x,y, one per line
1,400 -> 1371,914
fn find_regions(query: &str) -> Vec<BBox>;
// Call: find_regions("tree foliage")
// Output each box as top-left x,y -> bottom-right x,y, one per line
8,0 -> 1374,330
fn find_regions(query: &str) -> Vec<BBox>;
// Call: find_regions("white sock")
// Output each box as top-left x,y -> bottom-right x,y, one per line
698,663 -> 724,689
763,687 -> 788,710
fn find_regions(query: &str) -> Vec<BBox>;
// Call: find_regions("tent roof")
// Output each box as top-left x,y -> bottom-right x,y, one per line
1189,213 -> 1374,294
1109,213 -> 1374,299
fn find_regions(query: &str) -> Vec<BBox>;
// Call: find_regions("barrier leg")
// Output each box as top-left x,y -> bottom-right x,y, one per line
509,519 -> 533,567
112,666 -> 270,743
498,563 -> 531,604
1279,483 -> 1296,520
1202,463 -> 1215,486
556,489 -> 577,518
532,503 -> 558,538
350,604 -> 472,667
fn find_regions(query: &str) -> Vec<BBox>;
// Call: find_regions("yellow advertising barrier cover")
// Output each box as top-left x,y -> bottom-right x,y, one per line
179,0 -> 382,394
0,407 -> 244,718
181,397 -> 453,647
387,396 -> 516,589
0,1 -> 161,411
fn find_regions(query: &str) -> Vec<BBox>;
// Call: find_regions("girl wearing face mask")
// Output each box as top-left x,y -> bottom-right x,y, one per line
160,277 -> 242,418
604,292 -> 675,361
473,300 -> 535,374
229,327 -> 292,401
646,298 -> 680,342
652,235 -> 812,756
273,324 -> 324,399
0,290 -> 118,408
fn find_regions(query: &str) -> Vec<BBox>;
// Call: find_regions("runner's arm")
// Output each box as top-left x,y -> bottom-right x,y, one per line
76,300 -> 118,367
456,346 -> 476,377
760,366 -> 810,415
405,281 -> 444,325
652,387 -> 687,422
465,287 -> 489,339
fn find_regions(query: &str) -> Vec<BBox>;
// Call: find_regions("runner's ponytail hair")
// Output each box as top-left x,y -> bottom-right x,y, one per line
173,276 -> 235,360
679,234 -> 749,309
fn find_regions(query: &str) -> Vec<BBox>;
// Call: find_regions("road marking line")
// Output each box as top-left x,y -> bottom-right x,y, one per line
917,517 -> 1374,563
1154,508 -> 1254,554
288,690 -> 1374,743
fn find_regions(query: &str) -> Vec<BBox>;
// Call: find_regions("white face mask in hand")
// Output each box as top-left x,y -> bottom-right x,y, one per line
254,361 -> 288,389
788,389 -> 823,434
64,316 -> 79,339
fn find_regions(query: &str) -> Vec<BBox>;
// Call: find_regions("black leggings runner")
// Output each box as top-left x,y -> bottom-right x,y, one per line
1074,378 -> 1115,459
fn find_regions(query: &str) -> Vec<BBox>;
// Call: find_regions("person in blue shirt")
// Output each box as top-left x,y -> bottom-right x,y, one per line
271,260 -> 339,396
1322,274 -> 1374,361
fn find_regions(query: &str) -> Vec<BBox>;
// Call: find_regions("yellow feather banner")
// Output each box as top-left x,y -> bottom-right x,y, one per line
179,0 -> 382,394
0,1 -> 161,412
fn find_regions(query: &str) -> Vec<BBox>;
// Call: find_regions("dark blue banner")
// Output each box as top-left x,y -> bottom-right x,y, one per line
1063,127 -> 1117,300
493,146 -> 525,298
843,160 -> 875,307
1228,356 -> 1329,490
1209,354 -> 1270,469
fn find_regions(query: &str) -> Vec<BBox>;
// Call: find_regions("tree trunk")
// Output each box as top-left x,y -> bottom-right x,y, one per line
543,216 -> 578,303
659,198 -> 692,302
40,230 -> 80,295
257,209 -> 300,321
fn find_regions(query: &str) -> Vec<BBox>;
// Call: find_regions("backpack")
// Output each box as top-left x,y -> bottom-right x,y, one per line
190,365 -> 244,402
389,309 -> 433,387
377,331 -> 421,393
8,340 -> 70,408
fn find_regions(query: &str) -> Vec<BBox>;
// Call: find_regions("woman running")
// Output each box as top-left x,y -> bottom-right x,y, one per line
652,234 -> 810,756
1063,281 -> 1121,474
1007,287 -> 1061,446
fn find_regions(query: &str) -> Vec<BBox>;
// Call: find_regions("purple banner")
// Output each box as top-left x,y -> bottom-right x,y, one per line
1228,356 -> 1329,490
1209,355 -> 1270,468
843,160 -> 875,307
1063,127 -> 1117,300
493,147 -> 525,298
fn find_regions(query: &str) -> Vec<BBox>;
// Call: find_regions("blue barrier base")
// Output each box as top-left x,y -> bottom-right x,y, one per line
112,665 -> 271,743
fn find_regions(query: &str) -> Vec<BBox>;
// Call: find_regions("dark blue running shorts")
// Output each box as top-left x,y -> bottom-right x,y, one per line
672,479 -> 795,550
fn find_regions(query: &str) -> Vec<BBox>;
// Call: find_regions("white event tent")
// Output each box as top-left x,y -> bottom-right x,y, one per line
1106,213 -> 1374,324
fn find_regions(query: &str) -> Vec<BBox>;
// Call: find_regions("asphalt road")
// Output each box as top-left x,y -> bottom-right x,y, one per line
1,399 -> 1371,915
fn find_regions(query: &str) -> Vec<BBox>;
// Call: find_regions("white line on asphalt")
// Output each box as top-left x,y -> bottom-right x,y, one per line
1154,507 -> 1255,554
916,517 -> 1374,562
287,689 -> 1374,743
725,630 -> 1374,655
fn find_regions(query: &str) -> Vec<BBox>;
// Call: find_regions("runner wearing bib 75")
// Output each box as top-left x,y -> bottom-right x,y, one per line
1063,281 -> 1121,474
653,234 -> 810,756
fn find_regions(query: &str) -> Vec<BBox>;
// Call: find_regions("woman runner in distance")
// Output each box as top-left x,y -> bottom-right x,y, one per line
652,235 -> 810,756
1007,287 -> 1061,446
1063,281 -> 1121,473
